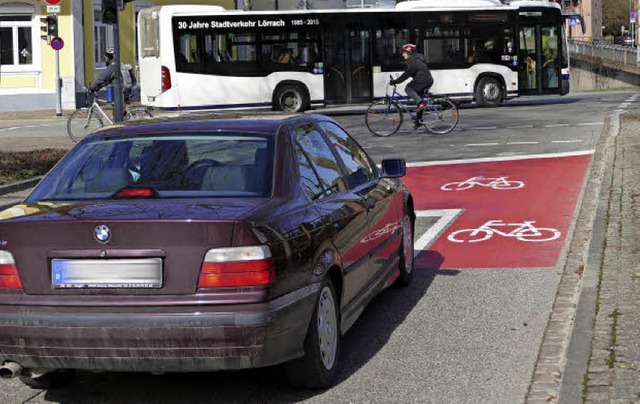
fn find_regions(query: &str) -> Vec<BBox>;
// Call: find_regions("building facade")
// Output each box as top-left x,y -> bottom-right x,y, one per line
0,0 -> 234,112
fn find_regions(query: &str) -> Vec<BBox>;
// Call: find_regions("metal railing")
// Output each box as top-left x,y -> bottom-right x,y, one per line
569,39 -> 639,66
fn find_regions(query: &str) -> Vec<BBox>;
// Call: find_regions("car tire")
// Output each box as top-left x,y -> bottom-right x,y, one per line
474,76 -> 502,107
395,212 -> 414,287
273,84 -> 309,112
286,277 -> 340,388
18,370 -> 70,389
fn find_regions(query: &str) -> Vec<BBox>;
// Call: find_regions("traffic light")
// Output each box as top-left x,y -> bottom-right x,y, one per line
46,15 -> 58,37
40,17 -> 49,42
101,0 -> 134,24
101,0 -> 118,24
40,15 -> 57,41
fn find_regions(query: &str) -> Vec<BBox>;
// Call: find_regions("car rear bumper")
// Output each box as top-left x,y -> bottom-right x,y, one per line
0,285 -> 318,372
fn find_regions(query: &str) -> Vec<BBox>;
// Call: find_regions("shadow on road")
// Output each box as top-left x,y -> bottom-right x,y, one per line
41,251 -> 459,403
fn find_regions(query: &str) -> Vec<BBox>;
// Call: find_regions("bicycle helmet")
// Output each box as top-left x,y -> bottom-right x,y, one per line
104,47 -> 115,60
401,44 -> 417,54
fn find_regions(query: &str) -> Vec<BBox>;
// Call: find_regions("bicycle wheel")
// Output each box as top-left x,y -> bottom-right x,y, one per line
447,228 -> 492,243
124,107 -> 153,121
365,100 -> 403,137
67,108 -> 104,142
515,227 -> 561,242
420,97 -> 459,135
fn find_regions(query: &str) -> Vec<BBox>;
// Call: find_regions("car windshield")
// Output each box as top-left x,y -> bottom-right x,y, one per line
28,133 -> 274,201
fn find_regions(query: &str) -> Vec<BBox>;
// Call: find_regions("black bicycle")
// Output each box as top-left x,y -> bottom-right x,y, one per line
365,78 -> 459,137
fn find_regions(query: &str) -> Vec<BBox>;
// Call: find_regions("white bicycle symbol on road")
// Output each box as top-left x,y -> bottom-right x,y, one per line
441,176 -> 525,191
447,220 -> 561,243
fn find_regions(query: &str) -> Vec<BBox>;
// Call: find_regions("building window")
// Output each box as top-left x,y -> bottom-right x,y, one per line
93,3 -> 114,66
0,3 -> 36,69
134,3 -> 153,67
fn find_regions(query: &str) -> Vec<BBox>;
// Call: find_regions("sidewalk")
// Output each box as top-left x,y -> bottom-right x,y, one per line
564,112 -> 640,402
0,109 -> 638,402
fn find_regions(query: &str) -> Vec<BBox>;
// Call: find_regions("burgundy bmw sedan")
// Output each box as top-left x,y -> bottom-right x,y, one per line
0,113 -> 414,389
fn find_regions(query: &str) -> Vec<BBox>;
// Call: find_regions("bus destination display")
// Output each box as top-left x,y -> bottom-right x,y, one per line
175,17 -> 320,31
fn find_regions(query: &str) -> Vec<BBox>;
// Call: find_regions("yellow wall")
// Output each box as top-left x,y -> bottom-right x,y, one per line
38,2 -> 71,90
0,76 -> 37,88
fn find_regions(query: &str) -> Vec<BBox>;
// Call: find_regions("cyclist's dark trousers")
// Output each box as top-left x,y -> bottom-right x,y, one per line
405,82 -> 428,105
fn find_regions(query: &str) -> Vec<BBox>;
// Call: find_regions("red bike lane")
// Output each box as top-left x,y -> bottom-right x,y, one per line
402,153 -> 592,269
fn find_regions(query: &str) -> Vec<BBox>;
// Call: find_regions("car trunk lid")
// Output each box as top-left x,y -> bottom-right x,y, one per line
0,200 -> 264,296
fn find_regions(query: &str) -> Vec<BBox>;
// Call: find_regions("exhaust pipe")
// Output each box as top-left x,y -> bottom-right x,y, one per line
0,362 -> 23,379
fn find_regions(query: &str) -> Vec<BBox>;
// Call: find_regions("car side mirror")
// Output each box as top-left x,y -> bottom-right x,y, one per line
380,159 -> 406,178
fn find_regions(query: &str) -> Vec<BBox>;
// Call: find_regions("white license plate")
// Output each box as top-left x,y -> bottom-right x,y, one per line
52,258 -> 163,288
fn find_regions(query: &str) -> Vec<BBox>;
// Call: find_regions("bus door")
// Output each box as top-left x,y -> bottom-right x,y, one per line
518,24 -> 561,94
323,28 -> 372,104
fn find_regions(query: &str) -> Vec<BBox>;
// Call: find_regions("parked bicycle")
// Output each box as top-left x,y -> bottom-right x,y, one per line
67,90 -> 153,142
365,76 -> 459,137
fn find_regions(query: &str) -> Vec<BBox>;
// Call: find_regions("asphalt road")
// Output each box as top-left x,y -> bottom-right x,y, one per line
0,90 -> 635,403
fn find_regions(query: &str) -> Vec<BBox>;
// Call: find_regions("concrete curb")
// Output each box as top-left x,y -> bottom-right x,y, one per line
526,110 -> 616,402
0,177 -> 42,196
555,112 -> 619,403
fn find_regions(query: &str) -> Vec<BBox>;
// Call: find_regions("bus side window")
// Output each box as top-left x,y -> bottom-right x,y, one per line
218,49 -> 231,61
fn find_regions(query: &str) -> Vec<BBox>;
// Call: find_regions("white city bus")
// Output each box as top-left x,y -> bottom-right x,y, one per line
138,0 -> 569,112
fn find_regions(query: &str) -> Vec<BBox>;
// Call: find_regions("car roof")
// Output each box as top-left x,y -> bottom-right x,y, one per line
88,112 -> 335,139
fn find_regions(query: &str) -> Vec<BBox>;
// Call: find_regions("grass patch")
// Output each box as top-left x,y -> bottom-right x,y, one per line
0,149 -> 67,186
607,309 -> 619,368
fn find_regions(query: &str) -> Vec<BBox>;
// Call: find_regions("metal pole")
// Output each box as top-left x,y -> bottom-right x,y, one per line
637,0 -> 640,63
55,48 -> 62,116
112,13 -> 124,122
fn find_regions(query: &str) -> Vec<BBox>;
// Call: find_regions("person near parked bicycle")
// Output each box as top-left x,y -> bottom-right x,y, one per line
389,44 -> 434,128
89,48 -> 133,103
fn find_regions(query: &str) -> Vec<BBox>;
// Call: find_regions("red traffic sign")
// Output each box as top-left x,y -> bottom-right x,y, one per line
44,0 -> 62,5
50,36 -> 64,51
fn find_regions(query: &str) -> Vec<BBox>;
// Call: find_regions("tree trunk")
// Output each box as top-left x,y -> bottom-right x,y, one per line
243,0 -> 252,11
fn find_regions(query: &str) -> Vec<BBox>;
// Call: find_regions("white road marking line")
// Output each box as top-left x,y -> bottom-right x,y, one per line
506,141 -> 538,145
575,122 -> 603,126
466,143 -> 500,146
552,140 -> 583,144
0,123 -> 52,132
470,127 -> 498,130
407,150 -> 595,167
414,209 -> 462,253
506,124 -> 534,129
619,103 -> 631,108
543,124 -> 570,128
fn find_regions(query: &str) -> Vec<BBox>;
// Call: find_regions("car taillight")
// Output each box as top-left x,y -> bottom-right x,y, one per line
0,251 -> 22,289
198,246 -> 274,288
161,66 -> 172,92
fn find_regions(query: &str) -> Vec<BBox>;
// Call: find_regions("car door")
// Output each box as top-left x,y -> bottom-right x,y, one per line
292,122 -> 370,308
318,121 -> 403,287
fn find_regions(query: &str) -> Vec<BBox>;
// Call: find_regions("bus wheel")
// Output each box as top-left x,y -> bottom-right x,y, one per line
474,76 -> 502,107
274,84 -> 309,112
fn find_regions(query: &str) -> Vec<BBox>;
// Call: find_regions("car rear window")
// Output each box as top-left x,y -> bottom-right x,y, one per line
28,134 -> 274,201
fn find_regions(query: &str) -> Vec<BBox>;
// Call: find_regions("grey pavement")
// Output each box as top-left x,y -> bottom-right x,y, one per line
0,108 -> 638,402
565,112 -> 640,402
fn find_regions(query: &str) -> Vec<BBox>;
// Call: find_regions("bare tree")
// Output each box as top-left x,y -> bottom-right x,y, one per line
603,0 -> 629,36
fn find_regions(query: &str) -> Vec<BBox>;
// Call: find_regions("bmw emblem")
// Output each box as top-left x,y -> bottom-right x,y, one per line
94,225 -> 112,244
